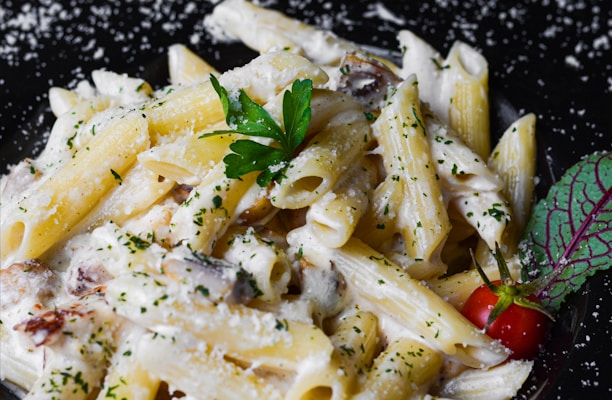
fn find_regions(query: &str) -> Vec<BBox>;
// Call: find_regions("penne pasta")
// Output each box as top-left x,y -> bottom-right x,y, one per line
435,359 -> 534,400
208,0 -> 358,66
105,268 -> 334,372
137,333 -> 284,400
445,41 -> 491,160
146,51 -> 328,143
169,162 -> 259,253
287,226 -> 509,368
168,43 -> 219,86
1,2 -> 546,399
1,111 -> 149,266
305,156 -> 377,248
213,226 -> 292,303
487,113 -> 537,250
270,106 -> 374,209
353,337 -> 442,400
399,30 -> 491,159
369,76 -> 451,272
96,326 -> 161,400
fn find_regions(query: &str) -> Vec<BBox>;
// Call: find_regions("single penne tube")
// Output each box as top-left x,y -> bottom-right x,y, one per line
473,114 -> 537,264
372,76 -> 451,266
488,113 -> 537,244
353,175 -> 403,251
425,110 -> 502,194
329,309 -> 380,387
449,190 -> 511,251
207,0 -> 359,66
213,226 -> 293,303
288,227 -> 509,368
445,40 -> 491,159
71,162 -> 175,234
168,43 -> 219,86
305,156 -> 377,248
105,270 -> 334,372
1,111 -> 149,265
169,162 -> 259,253
96,326 -> 161,400
435,359 -> 534,400
146,51 -> 328,142
136,332 -> 283,400
137,121 -> 233,185
353,337 -> 442,400
270,106 -> 374,209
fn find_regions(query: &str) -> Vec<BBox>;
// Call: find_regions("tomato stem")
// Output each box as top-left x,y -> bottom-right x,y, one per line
470,243 -> 556,331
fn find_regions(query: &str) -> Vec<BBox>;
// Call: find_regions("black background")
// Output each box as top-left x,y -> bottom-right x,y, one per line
1,1 -> 610,399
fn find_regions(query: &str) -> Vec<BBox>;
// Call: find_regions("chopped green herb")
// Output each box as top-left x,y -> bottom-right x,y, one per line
431,57 -> 450,70
212,195 -> 223,209
195,284 -> 210,297
110,169 -> 123,184
275,318 -> 289,331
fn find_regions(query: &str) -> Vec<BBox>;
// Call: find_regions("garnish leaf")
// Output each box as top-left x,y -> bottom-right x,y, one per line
520,151 -> 612,312
282,79 -> 312,151
224,140 -> 287,186
200,75 -> 313,187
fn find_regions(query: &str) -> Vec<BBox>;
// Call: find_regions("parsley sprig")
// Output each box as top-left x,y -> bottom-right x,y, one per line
200,75 -> 313,187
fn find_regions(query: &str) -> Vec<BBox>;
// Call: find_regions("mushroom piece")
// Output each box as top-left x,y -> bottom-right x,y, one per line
299,257 -> 348,325
163,246 -> 263,305
64,259 -> 113,297
336,52 -> 402,113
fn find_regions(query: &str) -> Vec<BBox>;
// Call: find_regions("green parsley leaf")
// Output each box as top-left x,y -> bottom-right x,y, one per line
200,75 -> 313,187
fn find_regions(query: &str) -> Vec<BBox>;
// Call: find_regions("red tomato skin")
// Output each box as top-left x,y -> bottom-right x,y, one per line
461,281 -> 548,360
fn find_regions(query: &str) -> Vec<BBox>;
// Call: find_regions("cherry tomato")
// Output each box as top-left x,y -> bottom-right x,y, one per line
461,280 -> 548,360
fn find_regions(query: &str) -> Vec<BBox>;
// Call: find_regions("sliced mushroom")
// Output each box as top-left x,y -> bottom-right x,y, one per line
299,258 -> 348,325
336,52 -> 402,113
172,183 -> 193,204
163,246 -> 263,305
64,258 -> 113,297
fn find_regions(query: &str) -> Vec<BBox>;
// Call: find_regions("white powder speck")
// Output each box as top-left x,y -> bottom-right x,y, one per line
363,2 -> 406,25
592,34 -> 609,50
565,54 -> 581,69
93,47 -> 104,59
